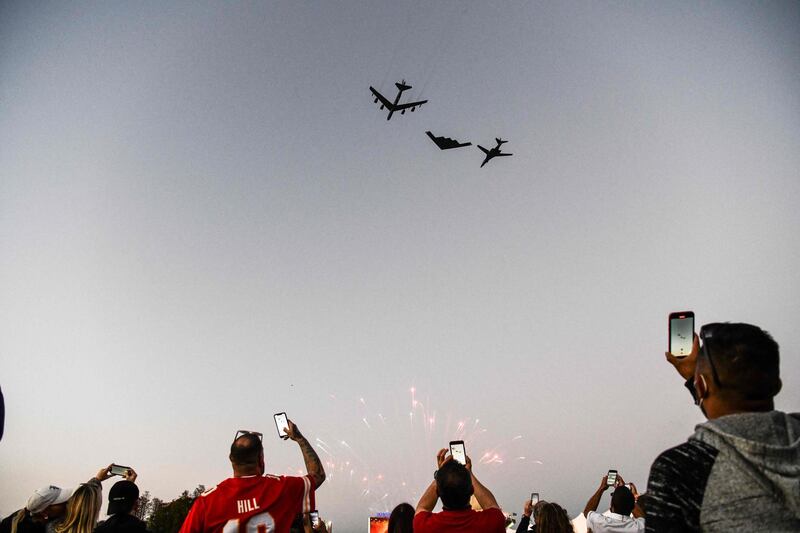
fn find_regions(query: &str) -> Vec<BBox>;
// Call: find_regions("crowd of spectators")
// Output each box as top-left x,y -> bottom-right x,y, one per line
2,321 -> 797,532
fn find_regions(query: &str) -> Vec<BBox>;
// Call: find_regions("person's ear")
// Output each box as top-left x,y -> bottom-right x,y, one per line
774,377 -> 782,396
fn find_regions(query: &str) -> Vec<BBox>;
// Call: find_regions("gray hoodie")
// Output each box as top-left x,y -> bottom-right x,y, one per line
692,411 -> 800,531
646,410 -> 800,532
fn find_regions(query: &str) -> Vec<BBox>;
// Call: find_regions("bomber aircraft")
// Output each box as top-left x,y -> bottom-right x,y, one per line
369,80 -> 427,121
477,138 -> 512,168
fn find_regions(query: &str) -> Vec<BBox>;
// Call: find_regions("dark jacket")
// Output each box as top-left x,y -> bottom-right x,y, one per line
515,514 -> 533,533
0,511 -> 45,533
94,514 -> 150,533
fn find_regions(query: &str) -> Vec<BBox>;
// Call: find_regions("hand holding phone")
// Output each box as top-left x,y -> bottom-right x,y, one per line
310,510 -> 320,528
606,469 -> 618,487
109,464 -> 131,477
531,492 -> 539,505
274,412 -> 290,440
669,311 -> 694,357
449,440 -> 466,466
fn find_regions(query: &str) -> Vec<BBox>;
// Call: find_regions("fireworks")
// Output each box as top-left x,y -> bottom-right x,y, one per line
281,386 -> 543,514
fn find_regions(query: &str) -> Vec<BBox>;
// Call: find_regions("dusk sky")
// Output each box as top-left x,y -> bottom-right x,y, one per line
2,2 -> 799,530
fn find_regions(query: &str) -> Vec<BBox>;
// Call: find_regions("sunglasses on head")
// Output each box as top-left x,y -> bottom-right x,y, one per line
234,430 -> 263,442
699,323 -> 723,389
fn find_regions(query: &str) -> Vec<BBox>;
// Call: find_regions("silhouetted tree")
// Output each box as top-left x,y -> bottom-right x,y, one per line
134,490 -> 153,521
147,487 -> 203,533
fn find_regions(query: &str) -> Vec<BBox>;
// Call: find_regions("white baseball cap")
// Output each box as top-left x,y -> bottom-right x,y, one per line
26,486 -> 74,514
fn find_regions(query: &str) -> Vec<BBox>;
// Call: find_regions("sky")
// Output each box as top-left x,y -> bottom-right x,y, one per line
1,1 -> 799,530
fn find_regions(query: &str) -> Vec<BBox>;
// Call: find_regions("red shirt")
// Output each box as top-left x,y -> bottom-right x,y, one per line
413,508 -> 506,533
179,475 -> 315,533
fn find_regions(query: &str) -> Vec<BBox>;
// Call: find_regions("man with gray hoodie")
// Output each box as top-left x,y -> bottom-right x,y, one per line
645,322 -> 799,532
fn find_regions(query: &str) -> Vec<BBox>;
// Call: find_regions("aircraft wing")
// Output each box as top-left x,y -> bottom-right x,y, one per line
477,145 -> 489,154
497,153 -> 513,157
426,131 -> 471,150
393,99 -> 427,111
369,87 -> 394,110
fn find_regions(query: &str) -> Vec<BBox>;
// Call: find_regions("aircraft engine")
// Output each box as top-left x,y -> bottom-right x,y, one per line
401,109 -> 405,114
411,107 -> 415,112
380,105 -> 384,110
374,98 -> 378,103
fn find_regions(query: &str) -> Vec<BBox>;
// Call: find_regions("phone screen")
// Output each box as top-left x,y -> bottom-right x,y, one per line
274,412 -> 289,439
449,441 -> 466,465
669,312 -> 694,357
607,470 -> 618,486
310,511 -> 320,527
531,492 -> 539,504
109,464 -> 130,476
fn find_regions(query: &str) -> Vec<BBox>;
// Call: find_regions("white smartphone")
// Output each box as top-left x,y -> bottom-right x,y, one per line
449,440 -> 466,465
669,311 -> 695,357
607,469 -> 618,486
274,412 -> 290,439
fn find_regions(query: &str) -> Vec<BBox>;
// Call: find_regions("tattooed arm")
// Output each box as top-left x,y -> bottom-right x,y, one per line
286,420 -> 326,488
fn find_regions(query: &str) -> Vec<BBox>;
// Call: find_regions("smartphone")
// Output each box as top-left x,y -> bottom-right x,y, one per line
531,492 -> 539,504
669,311 -> 694,357
109,464 -> 131,477
274,412 -> 290,439
449,440 -> 466,465
310,510 -> 320,528
607,469 -> 618,486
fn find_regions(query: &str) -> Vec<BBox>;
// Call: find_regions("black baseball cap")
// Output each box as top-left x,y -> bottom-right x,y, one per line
107,480 -> 139,515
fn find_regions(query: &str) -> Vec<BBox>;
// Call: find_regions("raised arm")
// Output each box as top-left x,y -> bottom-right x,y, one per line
666,334 -> 700,403
465,456 -> 500,510
629,482 -> 644,519
416,479 -> 439,514
285,420 -> 326,488
417,448 -> 448,514
583,475 -> 609,517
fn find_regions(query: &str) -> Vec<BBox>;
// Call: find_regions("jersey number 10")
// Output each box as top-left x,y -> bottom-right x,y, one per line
223,512 -> 276,533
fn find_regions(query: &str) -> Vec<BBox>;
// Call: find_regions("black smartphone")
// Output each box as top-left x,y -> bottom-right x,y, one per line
449,440 -> 466,465
531,492 -> 539,504
607,469 -> 618,486
274,412 -> 290,439
109,464 -> 131,476
310,510 -> 320,528
669,311 -> 694,357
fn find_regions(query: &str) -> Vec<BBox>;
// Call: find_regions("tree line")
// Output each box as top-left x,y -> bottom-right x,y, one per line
132,486 -> 204,533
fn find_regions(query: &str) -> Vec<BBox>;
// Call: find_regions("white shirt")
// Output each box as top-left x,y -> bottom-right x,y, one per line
585,511 -> 645,533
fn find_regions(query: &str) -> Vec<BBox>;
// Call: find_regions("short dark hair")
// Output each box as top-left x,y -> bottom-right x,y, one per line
435,461 -> 473,509
229,433 -> 263,466
701,322 -> 781,401
388,502 -> 414,533
611,486 -> 635,516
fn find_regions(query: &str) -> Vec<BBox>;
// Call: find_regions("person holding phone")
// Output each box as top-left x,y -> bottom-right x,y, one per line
179,420 -> 325,533
95,468 -> 151,533
583,473 -> 644,533
413,448 -> 505,532
647,322 -> 799,532
515,499 -> 572,533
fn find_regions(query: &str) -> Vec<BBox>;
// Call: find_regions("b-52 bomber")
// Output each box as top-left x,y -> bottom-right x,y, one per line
477,138 -> 513,168
369,80 -> 427,121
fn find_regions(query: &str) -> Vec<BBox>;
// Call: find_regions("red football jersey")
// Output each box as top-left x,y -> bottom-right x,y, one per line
179,474 -> 315,533
413,508 -> 506,533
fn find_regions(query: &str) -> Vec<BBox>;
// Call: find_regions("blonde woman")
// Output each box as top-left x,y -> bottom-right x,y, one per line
54,466 -> 113,533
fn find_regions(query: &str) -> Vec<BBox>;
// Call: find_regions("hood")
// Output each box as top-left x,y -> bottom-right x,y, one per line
692,411 -> 800,514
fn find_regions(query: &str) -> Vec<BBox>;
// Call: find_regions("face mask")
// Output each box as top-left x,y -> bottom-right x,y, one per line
696,375 -> 709,417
